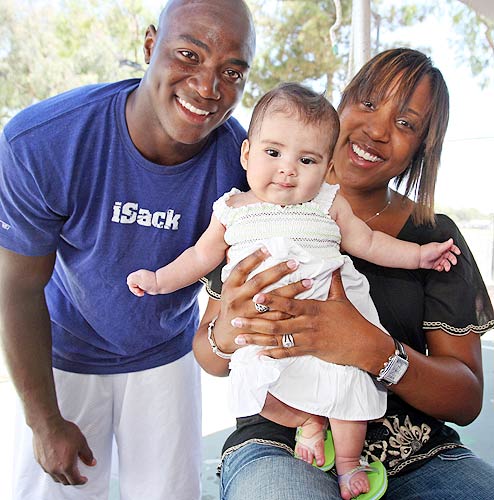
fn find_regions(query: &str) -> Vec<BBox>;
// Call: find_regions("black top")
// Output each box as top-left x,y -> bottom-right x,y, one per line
206,214 -> 494,476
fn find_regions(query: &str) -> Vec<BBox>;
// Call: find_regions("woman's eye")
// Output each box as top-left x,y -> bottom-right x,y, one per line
300,157 -> 315,165
265,149 -> 280,157
397,119 -> 414,130
362,100 -> 374,109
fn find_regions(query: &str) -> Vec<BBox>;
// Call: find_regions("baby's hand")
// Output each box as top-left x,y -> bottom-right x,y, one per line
419,238 -> 461,271
126,269 -> 158,296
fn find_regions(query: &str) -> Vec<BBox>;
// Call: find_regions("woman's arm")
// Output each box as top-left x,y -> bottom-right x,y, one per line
229,268 -> 483,425
397,327 -> 483,425
193,298 -> 229,376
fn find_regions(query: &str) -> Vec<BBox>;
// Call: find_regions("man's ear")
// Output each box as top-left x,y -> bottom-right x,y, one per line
240,139 -> 250,171
143,25 -> 158,64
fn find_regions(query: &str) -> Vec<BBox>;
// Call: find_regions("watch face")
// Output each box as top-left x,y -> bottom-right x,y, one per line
386,356 -> 409,383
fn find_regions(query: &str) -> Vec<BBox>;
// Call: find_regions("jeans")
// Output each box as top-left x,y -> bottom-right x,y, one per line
220,442 -> 494,500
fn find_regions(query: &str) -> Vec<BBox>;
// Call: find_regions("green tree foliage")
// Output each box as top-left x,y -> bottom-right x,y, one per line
244,0 -> 491,107
447,0 -> 494,89
244,0 -> 437,106
1,0 -> 491,126
0,0 -> 153,126
243,0 -> 353,107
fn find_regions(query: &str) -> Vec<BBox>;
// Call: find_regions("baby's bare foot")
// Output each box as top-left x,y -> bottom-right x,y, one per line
294,415 -> 328,467
337,465 -> 371,500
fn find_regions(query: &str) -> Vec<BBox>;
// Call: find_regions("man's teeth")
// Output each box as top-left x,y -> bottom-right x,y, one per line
352,143 -> 381,162
177,98 -> 210,116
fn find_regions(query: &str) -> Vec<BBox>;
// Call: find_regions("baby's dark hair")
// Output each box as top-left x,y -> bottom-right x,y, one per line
248,82 -> 340,156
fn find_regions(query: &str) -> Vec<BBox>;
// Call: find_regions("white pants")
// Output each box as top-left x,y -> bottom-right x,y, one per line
13,351 -> 202,500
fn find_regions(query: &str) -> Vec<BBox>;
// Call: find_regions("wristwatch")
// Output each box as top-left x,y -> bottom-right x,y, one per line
376,338 -> 409,386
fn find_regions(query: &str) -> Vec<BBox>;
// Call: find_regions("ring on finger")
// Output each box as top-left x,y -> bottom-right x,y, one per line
255,303 -> 270,314
282,333 -> 295,348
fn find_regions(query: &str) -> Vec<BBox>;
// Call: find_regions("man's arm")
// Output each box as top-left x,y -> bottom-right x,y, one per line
0,247 -> 95,485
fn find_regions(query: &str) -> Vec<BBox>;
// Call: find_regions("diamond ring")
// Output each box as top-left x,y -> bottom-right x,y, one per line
255,303 -> 270,314
282,334 -> 295,348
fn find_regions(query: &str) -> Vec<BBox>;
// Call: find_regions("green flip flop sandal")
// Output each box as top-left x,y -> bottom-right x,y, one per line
338,461 -> 388,500
294,427 -> 336,472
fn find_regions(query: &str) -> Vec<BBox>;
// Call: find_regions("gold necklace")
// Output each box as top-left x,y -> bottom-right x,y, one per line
364,200 -> 391,223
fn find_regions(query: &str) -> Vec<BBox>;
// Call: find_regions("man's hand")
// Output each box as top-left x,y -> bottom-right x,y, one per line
33,417 -> 96,486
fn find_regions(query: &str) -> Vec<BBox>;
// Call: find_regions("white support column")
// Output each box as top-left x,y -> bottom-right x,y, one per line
349,0 -> 371,78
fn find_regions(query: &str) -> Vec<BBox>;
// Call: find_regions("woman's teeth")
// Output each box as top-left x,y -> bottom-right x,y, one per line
352,143 -> 381,162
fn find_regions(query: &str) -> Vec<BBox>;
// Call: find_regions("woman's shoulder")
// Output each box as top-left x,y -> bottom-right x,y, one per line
400,213 -> 461,244
431,213 -> 460,232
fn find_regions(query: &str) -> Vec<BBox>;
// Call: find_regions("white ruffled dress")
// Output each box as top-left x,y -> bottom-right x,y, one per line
212,183 -> 387,421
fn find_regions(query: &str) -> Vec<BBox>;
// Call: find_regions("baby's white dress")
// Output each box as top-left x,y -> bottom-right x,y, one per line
213,183 -> 387,421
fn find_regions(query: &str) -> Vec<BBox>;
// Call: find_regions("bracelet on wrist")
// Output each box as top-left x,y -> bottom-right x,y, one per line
207,315 -> 233,359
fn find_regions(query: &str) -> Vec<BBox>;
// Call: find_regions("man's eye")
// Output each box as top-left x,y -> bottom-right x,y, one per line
178,50 -> 198,61
224,69 -> 243,82
265,149 -> 280,157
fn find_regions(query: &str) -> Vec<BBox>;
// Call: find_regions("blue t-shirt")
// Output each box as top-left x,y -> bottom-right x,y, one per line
0,79 -> 248,374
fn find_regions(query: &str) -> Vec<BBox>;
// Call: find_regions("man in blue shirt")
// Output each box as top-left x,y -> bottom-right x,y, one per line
0,0 -> 255,498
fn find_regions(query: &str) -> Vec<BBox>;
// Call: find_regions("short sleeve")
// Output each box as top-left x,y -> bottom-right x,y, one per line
212,187 -> 241,226
422,215 -> 494,335
200,261 -> 224,300
312,182 -> 340,212
0,132 -> 64,256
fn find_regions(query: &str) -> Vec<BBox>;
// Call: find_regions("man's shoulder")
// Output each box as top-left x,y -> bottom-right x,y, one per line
4,79 -> 140,143
216,116 -> 247,147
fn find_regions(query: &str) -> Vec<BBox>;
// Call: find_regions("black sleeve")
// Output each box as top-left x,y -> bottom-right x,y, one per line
201,259 -> 226,300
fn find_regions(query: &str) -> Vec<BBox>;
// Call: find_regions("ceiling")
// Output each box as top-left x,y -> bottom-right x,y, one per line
460,0 -> 494,20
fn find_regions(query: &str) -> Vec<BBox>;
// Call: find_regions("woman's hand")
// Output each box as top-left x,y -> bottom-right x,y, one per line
193,247 -> 308,377
230,268 -> 392,374
212,247 -> 310,354
199,247 -> 392,379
